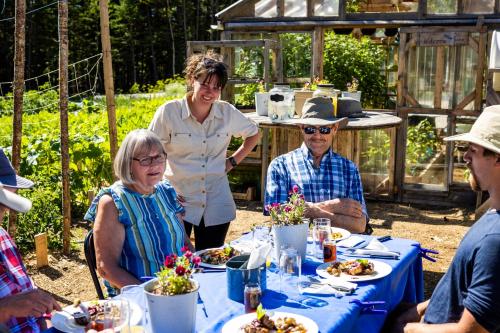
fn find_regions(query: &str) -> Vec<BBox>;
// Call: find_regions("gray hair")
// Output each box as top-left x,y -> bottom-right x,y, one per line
114,129 -> 165,186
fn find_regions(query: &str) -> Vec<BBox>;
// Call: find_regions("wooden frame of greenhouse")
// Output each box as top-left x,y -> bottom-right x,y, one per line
193,0 -> 500,207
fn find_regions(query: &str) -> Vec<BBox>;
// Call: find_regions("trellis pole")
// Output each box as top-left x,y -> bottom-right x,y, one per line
59,0 -> 71,254
99,0 -> 118,166
9,0 -> 26,236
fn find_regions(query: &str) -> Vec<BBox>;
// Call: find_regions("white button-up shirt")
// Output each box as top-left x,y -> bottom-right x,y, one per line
149,97 -> 258,226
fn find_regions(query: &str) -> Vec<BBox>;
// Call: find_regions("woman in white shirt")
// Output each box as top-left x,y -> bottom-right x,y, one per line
149,51 -> 259,251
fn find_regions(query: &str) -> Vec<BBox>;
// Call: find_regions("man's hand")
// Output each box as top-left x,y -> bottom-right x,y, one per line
0,289 -> 61,322
403,323 -> 425,333
318,198 -> 363,218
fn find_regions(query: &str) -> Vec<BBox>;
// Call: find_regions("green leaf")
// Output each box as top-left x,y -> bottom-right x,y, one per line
356,259 -> 369,266
256,304 -> 265,320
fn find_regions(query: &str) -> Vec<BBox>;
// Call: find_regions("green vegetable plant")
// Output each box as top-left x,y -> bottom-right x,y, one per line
323,33 -> 387,108
405,119 -> 440,176
0,82 -> 184,252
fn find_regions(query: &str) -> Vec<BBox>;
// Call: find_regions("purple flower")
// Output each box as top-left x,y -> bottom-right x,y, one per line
292,185 -> 299,193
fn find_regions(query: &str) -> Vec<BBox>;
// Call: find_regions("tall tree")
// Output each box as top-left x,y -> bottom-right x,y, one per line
10,0 -> 26,236
166,0 -> 176,75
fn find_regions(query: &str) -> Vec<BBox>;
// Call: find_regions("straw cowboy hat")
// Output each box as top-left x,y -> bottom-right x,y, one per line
294,97 -> 348,127
444,105 -> 500,154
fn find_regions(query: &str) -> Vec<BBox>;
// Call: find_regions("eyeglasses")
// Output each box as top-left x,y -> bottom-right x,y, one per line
132,154 -> 166,166
303,126 -> 332,135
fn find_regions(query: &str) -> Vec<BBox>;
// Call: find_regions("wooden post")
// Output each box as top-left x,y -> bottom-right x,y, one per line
220,31 -> 233,102
338,0 -> 346,20
264,40 -> 271,86
306,0 -> 314,17
277,0 -> 284,17
99,0 -> 118,167
35,233 -> 49,268
9,0 -> 26,236
434,46 -> 445,109
261,128 -> 269,202
312,27 -> 324,80
475,28 -> 487,111
395,32 -> 408,201
59,0 -> 72,255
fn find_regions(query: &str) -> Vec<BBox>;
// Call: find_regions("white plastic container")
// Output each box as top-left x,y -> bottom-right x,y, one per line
268,84 -> 295,122
255,92 -> 269,116
342,90 -> 362,102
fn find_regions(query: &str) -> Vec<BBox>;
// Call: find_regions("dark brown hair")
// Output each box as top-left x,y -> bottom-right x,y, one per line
184,50 -> 228,91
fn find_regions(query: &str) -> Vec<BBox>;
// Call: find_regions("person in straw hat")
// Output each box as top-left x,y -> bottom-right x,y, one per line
0,149 -> 61,332
264,97 -> 369,233
386,105 -> 500,333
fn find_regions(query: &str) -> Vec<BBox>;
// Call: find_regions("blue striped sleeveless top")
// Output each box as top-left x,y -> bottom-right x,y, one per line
84,180 -> 185,280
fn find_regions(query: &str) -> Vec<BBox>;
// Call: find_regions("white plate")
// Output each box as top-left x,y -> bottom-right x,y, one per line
330,227 -> 351,242
194,247 -> 240,269
316,259 -> 392,282
222,311 -> 319,333
51,300 -> 142,333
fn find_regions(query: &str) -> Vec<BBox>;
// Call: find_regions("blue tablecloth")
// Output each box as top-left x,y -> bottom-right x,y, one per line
194,236 -> 423,333
45,236 -> 423,333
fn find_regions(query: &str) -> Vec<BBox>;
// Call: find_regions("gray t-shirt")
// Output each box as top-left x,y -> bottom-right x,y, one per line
424,209 -> 500,332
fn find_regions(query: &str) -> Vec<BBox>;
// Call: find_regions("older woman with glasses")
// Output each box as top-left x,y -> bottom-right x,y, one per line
149,51 -> 259,251
84,129 -> 192,296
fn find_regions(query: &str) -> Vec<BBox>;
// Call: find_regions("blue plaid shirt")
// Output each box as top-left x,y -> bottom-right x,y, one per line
265,143 -> 368,218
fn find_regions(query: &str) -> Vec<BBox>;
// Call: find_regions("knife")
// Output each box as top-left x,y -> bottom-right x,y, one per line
377,235 -> 392,242
345,239 -> 369,250
342,253 -> 400,260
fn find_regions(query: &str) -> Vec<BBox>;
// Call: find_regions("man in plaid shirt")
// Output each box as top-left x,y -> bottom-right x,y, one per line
265,97 -> 369,234
0,149 -> 60,333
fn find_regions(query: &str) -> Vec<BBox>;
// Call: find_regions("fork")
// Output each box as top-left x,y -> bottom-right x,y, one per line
305,278 -> 355,294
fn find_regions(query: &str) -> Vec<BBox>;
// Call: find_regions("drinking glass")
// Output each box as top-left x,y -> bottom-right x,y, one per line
278,247 -> 301,294
312,218 -> 331,259
102,299 -> 130,331
119,285 -> 145,331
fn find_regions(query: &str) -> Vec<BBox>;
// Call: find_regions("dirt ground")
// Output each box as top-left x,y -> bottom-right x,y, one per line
24,201 -> 475,306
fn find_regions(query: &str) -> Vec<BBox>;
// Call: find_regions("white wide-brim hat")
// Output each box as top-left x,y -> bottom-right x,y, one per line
0,182 -> 32,213
444,105 -> 500,154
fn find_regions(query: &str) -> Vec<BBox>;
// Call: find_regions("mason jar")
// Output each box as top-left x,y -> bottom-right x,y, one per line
313,84 -> 339,116
244,282 -> 262,313
268,84 -> 295,122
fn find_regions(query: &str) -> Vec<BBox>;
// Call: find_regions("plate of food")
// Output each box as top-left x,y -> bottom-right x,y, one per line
51,299 -> 142,333
222,305 -> 318,333
316,259 -> 392,282
194,245 -> 241,269
330,227 -> 351,242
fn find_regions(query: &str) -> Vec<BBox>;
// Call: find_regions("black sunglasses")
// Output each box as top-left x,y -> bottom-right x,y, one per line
132,154 -> 166,166
303,126 -> 332,135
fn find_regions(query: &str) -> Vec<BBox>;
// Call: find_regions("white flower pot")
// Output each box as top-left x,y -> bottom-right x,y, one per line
255,92 -> 269,116
272,221 -> 309,262
144,278 -> 199,333
341,91 -> 362,102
